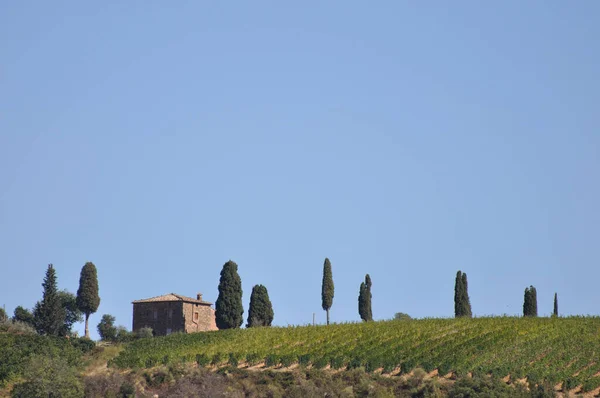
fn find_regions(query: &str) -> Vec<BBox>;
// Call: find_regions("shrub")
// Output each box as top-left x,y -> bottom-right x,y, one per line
298,354 -> 312,367
10,355 -> 83,398
83,372 -> 125,397
119,381 -> 136,397
228,352 -> 239,367
0,319 -> 37,335
116,326 -> 135,343
70,337 -> 96,353
246,352 -> 261,366
265,354 -> 278,367
136,327 -> 153,339
143,368 -> 173,388
196,353 -> 210,367
97,314 -> 117,341
210,353 -> 223,366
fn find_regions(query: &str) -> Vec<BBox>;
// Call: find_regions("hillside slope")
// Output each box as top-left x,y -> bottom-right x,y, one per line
112,317 -> 600,393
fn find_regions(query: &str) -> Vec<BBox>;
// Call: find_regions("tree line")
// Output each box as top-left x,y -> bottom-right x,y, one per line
453,271 -> 559,318
1,263 -> 100,338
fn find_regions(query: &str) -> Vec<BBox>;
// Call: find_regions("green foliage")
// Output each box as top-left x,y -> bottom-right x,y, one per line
12,306 -> 34,326
0,334 -> 85,388
524,286 -> 538,317
0,318 -> 37,335
98,314 -> 118,341
0,308 -> 7,322
56,289 -> 83,337
247,284 -> 274,327
553,293 -> 558,317
112,317 -> 600,389
321,258 -> 334,325
196,353 -> 210,367
69,337 -> 96,353
215,260 -> 244,329
394,312 -> 412,320
76,261 -> 101,338
136,326 -> 154,339
119,381 -> 136,397
33,264 -> 64,336
358,274 -> 373,322
10,355 -> 83,398
454,271 -> 472,318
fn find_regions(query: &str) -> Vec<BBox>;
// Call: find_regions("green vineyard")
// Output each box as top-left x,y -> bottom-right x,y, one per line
112,317 -> 600,392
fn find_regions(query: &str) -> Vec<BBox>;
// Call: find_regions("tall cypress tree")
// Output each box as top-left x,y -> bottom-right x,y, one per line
523,287 -> 530,316
33,264 -> 65,336
530,286 -> 538,317
523,286 -> 538,317
76,262 -> 100,338
454,271 -> 463,317
247,284 -> 274,327
358,281 -> 367,321
215,260 -> 243,329
358,274 -> 373,322
461,272 -> 472,317
553,293 -> 558,317
365,274 -> 373,321
321,258 -> 334,325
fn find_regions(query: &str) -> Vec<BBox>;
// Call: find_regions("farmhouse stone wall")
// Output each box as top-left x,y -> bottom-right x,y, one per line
183,303 -> 218,332
132,301 -> 185,336
132,293 -> 218,336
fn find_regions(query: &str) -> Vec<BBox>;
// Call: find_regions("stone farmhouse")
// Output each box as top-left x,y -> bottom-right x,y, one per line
132,293 -> 218,336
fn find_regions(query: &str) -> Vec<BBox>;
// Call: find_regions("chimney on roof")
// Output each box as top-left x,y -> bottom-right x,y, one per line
197,293 -> 202,301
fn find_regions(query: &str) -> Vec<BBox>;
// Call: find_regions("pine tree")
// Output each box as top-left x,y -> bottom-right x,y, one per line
461,272 -> 472,317
321,258 -> 334,325
76,262 -> 100,339
553,293 -> 558,317
33,264 -> 65,336
247,285 -> 274,327
215,260 -> 243,329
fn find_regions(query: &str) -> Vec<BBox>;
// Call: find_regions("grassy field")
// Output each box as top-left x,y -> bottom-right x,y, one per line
111,316 -> 600,393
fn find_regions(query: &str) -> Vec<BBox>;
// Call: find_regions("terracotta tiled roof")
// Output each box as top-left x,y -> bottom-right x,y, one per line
132,293 -> 213,305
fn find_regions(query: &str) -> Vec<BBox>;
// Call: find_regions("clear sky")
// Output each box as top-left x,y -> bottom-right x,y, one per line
1,2 -> 599,340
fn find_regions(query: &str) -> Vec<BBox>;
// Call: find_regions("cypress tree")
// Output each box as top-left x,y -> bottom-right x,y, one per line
454,271 -> 463,317
33,264 -> 65,336
530,286 -> 538,317
215,260 -> 243,329
358,281 -> 367,321
358,274 -> 373,322
321,258 -> 334,325
523,286 -> 538,317
553,293 -> 558,317
365,274 -> 373,321
247,284 -> 274,327
76,262 -> 100,339
523,287 -> 530,316
461,272 -> 472,317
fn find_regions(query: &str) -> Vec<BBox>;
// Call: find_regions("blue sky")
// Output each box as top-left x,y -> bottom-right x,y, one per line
1,2 -> 599,340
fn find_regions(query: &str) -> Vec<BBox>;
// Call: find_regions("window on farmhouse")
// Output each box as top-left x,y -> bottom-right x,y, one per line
194,312 -> 199,321
153,310 -> 158,320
